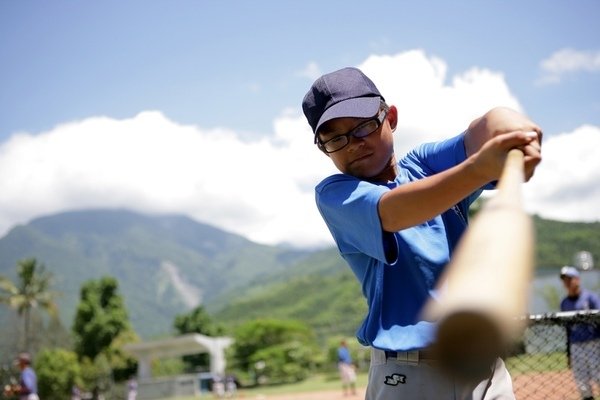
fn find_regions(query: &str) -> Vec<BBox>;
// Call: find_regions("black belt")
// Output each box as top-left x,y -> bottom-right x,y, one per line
385,349 -> 438,361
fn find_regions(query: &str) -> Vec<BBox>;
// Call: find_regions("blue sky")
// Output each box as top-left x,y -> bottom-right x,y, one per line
0,1 -> 599,247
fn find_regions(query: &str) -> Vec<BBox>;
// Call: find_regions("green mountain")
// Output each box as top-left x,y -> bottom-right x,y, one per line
0,209 -> 311,338
533,215 -> 600,268
0,209 -> 598,343
212,215 -> 600,339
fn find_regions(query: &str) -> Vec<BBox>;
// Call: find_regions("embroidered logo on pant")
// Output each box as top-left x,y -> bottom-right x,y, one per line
384,373 -> 407,386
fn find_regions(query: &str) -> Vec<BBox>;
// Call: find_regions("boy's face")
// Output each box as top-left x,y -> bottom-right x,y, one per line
318,105 -> 397,181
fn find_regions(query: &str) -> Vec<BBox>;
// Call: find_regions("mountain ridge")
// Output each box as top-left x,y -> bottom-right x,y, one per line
0,209 -> 313,338
1,209 -> 598,341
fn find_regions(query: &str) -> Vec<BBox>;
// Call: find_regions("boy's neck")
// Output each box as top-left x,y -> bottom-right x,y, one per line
365,155 -> 398,183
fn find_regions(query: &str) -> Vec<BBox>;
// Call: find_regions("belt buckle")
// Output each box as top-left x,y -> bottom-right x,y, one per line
393,350 -> 419,363
405,350 -> 419,363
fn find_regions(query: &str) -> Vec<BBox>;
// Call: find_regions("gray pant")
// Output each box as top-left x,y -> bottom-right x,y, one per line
366,348 -> 515,400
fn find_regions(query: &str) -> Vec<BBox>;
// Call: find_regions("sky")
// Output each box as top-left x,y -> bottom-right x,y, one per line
0,0 -> 599,249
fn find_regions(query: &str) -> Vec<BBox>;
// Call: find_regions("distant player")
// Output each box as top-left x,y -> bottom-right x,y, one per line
560,266 -> 600,400
337,340 -> 357,396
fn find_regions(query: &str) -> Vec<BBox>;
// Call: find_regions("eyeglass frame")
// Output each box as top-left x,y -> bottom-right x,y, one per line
317,103 -> 390,154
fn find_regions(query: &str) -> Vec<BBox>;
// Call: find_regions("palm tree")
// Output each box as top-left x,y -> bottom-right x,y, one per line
0,258 -> 58,351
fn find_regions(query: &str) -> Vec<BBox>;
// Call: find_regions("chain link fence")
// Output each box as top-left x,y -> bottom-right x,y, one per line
506,310 -> 600,400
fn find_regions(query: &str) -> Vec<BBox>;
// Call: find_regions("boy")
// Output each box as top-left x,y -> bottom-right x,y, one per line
302,67 -> 542,399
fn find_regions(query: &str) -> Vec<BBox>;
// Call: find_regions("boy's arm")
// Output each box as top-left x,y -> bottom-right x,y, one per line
379,108 -> 542,232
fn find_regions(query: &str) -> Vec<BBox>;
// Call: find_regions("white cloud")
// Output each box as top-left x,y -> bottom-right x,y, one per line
0,110 -> 337,248
0,50 -> 598,249
523,124 -> 600,222
359,50 -> 522,156
537,48 -> 600,85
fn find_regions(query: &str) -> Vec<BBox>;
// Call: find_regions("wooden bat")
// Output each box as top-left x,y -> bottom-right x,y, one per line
423,148 -> 535,382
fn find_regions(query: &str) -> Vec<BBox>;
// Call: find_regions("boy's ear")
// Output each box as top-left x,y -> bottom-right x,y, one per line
388,105 -> 398,131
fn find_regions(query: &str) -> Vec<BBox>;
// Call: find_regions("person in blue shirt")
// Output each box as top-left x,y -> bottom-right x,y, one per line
560,266 -> 600,400
302,67 -> 542,400
3,353 -> 39,400
337,340 -> 357,396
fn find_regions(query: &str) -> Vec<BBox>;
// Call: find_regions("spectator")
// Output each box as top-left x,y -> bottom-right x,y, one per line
2,353 -> 39,400
127,377 -> 138,400
560,265 -> 600,400
337,340 -> 357,396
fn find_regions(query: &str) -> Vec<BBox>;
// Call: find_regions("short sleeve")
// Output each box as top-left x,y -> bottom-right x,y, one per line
316,174 -> 393,263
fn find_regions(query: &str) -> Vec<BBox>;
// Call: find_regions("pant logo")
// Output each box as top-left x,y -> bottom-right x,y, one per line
384,373 -> 406,386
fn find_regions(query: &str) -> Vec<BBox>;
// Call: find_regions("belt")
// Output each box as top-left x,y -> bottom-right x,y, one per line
384,349 -> 438,362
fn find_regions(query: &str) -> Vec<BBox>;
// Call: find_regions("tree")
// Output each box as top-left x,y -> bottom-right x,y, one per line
0,258 -> 58,351
72,276 -> 131,361
231,319 -> 319,385
72,276 -> 137,398
174,305 -> 224,337
173,305 -> 224,372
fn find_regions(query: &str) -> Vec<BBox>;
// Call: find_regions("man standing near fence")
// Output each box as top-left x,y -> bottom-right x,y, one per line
559,265 -> 600,400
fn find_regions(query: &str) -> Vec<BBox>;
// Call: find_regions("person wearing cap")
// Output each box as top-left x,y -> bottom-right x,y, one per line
2,353 -> 39,400
559,266 -> 600,400
302,67 -> 542,400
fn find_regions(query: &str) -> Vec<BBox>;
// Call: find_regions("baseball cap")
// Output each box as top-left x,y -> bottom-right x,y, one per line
302,67 -> 384,141
14,352 -> 31,365
560,266 -> 580,278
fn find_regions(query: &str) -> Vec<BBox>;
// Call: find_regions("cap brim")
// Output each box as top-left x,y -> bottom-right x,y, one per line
561,273 -> 578,278
314,96 -> 381,140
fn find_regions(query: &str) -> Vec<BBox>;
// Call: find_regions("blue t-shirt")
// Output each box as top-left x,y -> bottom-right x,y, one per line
20,366 -> 37,394
316,132 -> 482,351
338,346 -> 352,364
560,289 -> 600,343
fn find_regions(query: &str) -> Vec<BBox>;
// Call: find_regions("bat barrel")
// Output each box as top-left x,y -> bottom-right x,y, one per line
425,149 -> 535,382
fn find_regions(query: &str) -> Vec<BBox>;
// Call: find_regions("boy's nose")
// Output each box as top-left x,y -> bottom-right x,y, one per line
346,135 -> 365,152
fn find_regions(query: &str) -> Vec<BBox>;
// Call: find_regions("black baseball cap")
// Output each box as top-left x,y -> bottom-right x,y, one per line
302,67 -> 384,141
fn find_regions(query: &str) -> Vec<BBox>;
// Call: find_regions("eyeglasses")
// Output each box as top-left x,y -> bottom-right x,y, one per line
318,107 -> 389,154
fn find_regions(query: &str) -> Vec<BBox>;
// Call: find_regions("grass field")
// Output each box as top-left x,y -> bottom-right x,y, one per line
165,372 -> 368,400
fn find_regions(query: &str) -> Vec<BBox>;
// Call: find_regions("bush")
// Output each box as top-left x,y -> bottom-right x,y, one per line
231,319 -> 319,385
250,341 -> 314,384
36,348 -> 81,400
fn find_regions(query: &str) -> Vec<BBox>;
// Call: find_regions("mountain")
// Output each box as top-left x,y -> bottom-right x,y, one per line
211,215 -> 600,338
1,209 -> 598,342
533,215 -> 600,268
0,209 -> 312,338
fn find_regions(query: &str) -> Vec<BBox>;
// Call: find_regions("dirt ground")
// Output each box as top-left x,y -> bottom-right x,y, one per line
512,370 -> 588,400
240,388 -> 366,400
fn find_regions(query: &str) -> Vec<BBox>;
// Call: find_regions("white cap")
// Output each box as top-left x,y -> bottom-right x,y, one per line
560,265 -> 580,278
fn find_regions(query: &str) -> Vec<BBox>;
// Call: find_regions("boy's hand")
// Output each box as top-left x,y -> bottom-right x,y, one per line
471,130 -> 541,183
465,107 -> 542,182
520,131 -> 542,181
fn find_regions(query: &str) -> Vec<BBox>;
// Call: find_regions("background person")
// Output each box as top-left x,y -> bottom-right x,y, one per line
337,340 -> 357,396
126,377 -> 138,400
560,265 -> 600,400
302,66 -> 542,400
2,352 -> 39,400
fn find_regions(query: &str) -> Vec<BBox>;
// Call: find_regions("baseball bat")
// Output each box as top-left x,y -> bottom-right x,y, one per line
423,148 -> 535,382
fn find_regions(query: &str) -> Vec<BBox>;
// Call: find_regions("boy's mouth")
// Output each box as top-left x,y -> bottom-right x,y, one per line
350,152 -> 372,164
